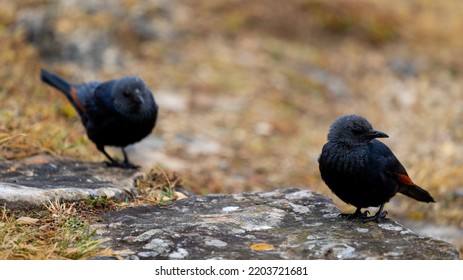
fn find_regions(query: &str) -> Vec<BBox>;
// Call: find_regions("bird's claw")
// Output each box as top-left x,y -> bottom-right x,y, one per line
122,162 -> 140,169
358,210 -> 388,223
339,209 -> 370,220
339,209 -> 388,223
104,161 -> 140,169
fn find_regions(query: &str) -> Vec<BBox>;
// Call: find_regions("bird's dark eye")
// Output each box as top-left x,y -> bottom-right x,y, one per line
351,129 -> 362,135
123,91 -> 130,97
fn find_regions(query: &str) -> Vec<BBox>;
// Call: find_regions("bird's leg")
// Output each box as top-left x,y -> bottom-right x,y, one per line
96,145 -> 139,169
97,145 -> 120,167
120,148 -> 139,169
358,204 -> 388,223
339,208 -> 370,220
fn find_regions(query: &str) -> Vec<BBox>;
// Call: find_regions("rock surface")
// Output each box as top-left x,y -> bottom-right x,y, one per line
95,188 -> 459,260
0,157 -> 458,259
0,155 -> 139,209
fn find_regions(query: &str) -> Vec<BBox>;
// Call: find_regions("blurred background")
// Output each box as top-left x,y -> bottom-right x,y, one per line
0,0 -> 462,255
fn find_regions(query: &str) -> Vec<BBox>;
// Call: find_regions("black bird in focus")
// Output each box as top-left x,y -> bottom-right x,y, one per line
318,114 -> 435,222
40,69 -> 158,169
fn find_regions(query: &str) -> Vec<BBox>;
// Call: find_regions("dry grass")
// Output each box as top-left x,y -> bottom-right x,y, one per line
1,0 -> 462,257
0,200 -> 105,259
133,167 -> 188,205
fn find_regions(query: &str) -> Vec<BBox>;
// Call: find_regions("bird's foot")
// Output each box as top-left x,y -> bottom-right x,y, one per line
358,210 -> 388,223
339,209 -> 370,220
104,160 -> 139,169
339,208 -> 388,223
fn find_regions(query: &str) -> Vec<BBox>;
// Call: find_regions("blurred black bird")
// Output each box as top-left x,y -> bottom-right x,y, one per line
318,114 -> 435,222
40,69 -> 158,169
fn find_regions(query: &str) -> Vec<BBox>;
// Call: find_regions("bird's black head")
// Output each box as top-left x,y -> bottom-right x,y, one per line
112,76 -> 155,114
327,114 -> 388,145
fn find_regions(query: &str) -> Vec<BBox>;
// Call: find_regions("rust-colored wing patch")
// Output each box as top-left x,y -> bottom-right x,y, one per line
70,87 -> 85,112
397,173 -> 414,185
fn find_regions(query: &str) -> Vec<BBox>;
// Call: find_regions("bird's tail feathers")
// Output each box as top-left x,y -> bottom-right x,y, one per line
40,69 -> 72,97
40,69 -> 86,114
398,184 -> 435,203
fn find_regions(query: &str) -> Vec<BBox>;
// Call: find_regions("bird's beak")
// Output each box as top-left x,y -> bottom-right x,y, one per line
368,129 -> 389,139
134,89 -> 144,104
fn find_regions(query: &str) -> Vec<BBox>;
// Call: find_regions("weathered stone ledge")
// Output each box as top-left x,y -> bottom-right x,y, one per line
95,188 -> 459,260
0,155 -> 139,209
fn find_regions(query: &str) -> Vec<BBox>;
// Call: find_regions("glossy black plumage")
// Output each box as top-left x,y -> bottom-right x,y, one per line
40,69 -> 158,168
318,114 -> 435,222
